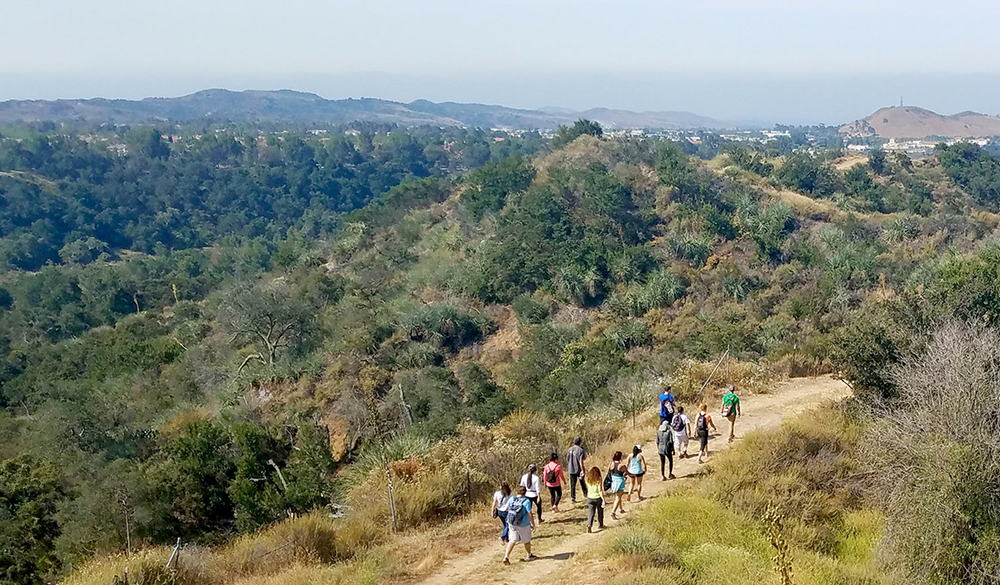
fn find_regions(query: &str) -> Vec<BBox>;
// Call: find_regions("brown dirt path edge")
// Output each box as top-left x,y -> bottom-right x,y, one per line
410,375 -> 851,585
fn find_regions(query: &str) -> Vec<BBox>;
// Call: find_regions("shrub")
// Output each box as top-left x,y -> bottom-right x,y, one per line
774,152 -> 840,197
666,233 -> 713,267
609,320 -> 654,350
462,156 -> 536,219
511,294 -> 550,325
606,526 -> 674,569
458,363 -> 514,426
606,269 -> 685,318
867,322 -> 1000,584
397,304 -> 495,353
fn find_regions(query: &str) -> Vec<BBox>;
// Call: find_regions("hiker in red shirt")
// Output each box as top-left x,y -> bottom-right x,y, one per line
543,453 -> 567,513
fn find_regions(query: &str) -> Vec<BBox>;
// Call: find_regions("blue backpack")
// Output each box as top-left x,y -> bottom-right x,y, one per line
506,496 -> 528,526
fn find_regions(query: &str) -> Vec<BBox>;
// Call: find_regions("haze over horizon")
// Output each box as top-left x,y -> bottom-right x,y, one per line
6,0 -> 1000,124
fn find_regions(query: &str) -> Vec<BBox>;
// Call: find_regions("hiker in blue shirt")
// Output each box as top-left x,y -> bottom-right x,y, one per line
502,486 -> 538,564
659,385 -> 676,425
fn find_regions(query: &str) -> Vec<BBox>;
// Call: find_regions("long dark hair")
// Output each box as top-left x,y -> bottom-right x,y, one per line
612,451 -> 623,462
633,445 -> 641,457
500,482 -> 511,497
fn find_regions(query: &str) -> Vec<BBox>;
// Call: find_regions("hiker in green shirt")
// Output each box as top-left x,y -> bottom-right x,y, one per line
722,386 -> 741,443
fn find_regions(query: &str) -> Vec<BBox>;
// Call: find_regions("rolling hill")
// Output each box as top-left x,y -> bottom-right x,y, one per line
0,89 -> 727,130
840,105 -> 1000,139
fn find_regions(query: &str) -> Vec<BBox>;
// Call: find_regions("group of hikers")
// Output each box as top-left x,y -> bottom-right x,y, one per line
491,385 -> 742,564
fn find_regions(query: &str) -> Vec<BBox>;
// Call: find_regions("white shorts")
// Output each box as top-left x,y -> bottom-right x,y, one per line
673,431 -> 689,452
508,524 -> 532,543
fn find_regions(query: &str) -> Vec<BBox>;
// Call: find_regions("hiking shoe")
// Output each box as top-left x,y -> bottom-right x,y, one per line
503,557 -> 510,565
668,474 -> 676,479
522,554 -> 538,562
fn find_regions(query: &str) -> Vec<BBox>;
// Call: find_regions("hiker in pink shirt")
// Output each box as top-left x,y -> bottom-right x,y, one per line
542,453 -> 567,513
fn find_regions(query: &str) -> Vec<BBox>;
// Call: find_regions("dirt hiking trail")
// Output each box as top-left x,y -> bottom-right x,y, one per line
411,375 -> 851,585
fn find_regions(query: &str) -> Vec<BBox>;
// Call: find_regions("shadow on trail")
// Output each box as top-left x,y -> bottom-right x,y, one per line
540,516 -> 584,525
529,552 -> 575,562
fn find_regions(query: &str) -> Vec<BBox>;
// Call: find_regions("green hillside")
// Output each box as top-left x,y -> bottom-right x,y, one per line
3,121 -> 1000,584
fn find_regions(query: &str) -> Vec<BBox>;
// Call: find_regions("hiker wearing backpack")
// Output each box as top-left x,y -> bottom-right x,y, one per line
491,483 -> 512,543
519,463 -> 543,524
721,385 -> 741,443
584,466 -> 606,533
659,385 -> 676,425
566,437 -> 587,504
671,405 -> 691,458
607,451 -> 627,519
502,486 -> 537,564
542,453 -> 567,513
657,419 -> 676,480
695,403 -> 718,464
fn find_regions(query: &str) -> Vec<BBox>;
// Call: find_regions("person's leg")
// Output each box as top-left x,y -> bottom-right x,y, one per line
587,499 -> 596,531
636,475 -> 643,498
667,449 -> 674,478
728,414 -> 737,442
500,516 -> 508,542
524,541 -> 532,559
504,536 -> 516,562
597,498 -> 605,528
554,486 -> 562,509
533,496 -> 543,522
569,473 -> 578,502
659,453 -> 666,479
548,487 -> 556,512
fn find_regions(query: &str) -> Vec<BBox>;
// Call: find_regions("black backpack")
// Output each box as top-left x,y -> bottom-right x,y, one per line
670,414 -> 686,432
697,413 -> 708,433
545,467 -> 557,484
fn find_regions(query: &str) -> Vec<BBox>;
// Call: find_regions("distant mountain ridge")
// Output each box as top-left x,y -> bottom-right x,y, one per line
0,89 -> 727,130
840,106 -> 1000,139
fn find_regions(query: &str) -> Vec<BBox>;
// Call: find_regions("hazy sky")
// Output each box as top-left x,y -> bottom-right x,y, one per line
4,0 -> 1000,123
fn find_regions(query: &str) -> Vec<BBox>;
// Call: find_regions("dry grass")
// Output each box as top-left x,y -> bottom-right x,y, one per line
767,187 -> 845,222
869,322 -> 1000,584
667,357 -> 781,402
61,514 -> 388,585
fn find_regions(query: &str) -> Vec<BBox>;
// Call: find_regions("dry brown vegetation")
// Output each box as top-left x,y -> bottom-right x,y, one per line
867,322 -> 1000,584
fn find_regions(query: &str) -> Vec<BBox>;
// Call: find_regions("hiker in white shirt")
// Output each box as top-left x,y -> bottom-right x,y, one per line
671,406 -> 691,458
519,463 -> 543,523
